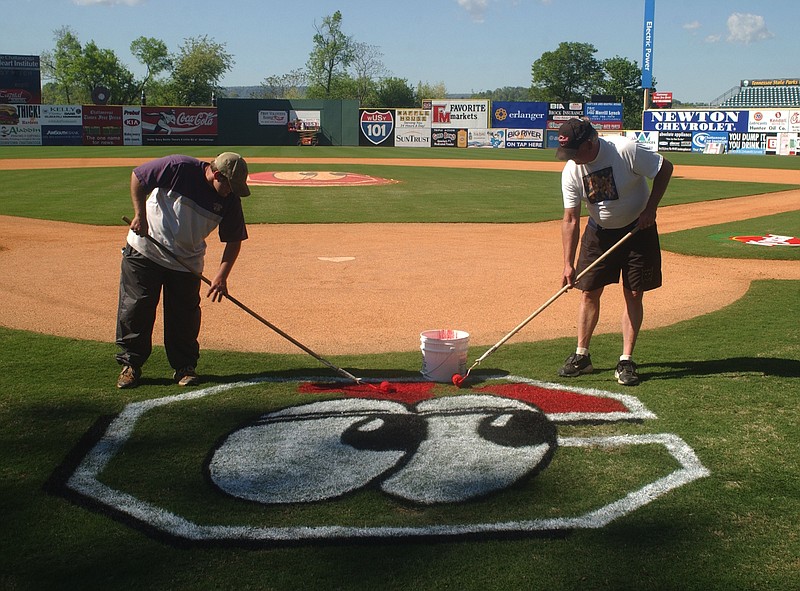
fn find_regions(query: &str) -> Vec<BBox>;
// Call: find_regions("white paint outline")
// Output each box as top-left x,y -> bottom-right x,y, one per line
65,375 -> 709,543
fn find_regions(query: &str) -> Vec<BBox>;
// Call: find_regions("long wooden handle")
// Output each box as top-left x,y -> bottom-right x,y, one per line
121,216 -> 365,385
466,228 -> 638,374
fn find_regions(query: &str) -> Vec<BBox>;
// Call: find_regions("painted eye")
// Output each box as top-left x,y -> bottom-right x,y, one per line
478,410 -> 557,449
208,399 -> 416,504
380,395 -> 557,504
340,414 -> 426,452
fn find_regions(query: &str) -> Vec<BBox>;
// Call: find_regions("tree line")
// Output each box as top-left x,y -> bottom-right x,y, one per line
41,10 -> 651,129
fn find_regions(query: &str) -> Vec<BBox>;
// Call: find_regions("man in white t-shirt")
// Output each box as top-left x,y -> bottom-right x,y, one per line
556,118 -> 673,386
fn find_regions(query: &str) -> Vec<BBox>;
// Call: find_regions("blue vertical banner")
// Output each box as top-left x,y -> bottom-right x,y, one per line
641,0 -> 655,89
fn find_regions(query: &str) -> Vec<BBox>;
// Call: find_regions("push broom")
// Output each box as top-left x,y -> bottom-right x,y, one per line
122,217 -> 395,393
453,228 -> 638,387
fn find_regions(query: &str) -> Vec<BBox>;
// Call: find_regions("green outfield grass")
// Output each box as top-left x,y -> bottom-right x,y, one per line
1,280 -> 798,590
661,208 -> 800,260
1,146 -> 799,590
0,151 -> 797,225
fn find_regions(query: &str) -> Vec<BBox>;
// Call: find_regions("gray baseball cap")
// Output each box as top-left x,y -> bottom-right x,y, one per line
214,152 -> 251,197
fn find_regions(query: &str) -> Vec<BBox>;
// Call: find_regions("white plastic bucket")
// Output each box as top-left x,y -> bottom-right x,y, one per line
420,329 -> 470,383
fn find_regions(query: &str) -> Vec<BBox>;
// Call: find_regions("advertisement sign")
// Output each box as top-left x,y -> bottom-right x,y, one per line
765,134 -> 780,155
641,0 -> 655,89
748,110 -> 788,133
430,100 -> 489,129
777,133 -> 798,156
432,128 -> 465,148
790,110 -> 800,133
657,131 -> 692,152
585,103 -> 623,123
644,110 -> 749,133
395,108 -> 430,148
691,131 -> 729,153
491,102 -> 547,129
651,91 -> 673,106
547,103 -> 584,129
742,78 -> 800,87
41,104 -> 82,146
505,128 -> 545,149
0,103 -> 41,145
141,106 -> 217,145
727,132 -> 767,155
289,110 -> 320,128
83,105 -> 123,146
468,128 -> 505,148
258,110 -> 288,126
0,54 -> 41,104
395,128 -> 430,147
122,106 -> 142,146
359,110 -> 395,146
624,130 -> 659,152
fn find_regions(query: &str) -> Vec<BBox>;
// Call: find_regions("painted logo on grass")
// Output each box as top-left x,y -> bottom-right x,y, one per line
248,171 -> 397,187
730,234 -> 800,247
54,376 -> 709,546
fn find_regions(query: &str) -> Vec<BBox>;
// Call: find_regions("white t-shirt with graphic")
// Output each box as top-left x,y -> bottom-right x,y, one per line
561,135 -> 664,229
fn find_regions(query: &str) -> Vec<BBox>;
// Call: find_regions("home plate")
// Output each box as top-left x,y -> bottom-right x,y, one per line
318,257 -> 356,262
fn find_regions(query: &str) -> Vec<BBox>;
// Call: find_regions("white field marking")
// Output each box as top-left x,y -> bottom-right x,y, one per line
65,375 -> 708,543
317,257 -> 356,262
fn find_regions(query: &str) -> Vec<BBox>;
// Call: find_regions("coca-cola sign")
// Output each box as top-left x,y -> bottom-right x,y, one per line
141,107 -> 218,135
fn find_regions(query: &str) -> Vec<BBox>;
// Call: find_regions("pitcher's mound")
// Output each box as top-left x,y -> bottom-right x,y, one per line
249,171 -> 398,187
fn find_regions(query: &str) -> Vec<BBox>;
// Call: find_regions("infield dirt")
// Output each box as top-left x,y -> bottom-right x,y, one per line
0,159 -> 798,355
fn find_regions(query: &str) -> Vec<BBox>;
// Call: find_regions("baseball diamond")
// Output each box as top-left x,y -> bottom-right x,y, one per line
0,158 -> 798,354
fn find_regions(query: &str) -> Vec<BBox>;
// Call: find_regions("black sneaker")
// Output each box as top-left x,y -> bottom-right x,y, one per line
615,360 -> 640,386
173,367 -> 199,387
558,353 -> 593,377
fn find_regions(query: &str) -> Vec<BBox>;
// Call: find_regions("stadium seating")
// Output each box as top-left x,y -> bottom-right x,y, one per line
719,85 -> 800,108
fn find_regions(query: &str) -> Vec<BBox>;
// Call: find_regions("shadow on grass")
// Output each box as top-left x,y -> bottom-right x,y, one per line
194,367 -> 511,387
641,357 -> 800,381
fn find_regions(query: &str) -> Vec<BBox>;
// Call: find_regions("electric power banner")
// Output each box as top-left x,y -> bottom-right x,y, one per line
642,0 -> 655,89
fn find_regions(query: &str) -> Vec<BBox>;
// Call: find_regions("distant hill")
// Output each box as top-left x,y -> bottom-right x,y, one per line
221,86 -> 264,98
220,87 -> 477,101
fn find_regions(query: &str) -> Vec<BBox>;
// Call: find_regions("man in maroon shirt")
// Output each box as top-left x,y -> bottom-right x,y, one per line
116,152 -> 250,389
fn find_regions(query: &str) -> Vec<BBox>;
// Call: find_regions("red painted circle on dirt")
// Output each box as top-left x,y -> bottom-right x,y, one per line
249,171 -> 398,186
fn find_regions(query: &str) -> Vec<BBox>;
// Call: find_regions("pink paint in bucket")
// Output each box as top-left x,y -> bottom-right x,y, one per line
420,329 -> 470,383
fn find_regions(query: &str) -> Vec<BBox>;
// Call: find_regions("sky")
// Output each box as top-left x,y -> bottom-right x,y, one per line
2,0 -> 798,103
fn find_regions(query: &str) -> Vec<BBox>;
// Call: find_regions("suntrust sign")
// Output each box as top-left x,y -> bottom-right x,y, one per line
644,110 -> 749,132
